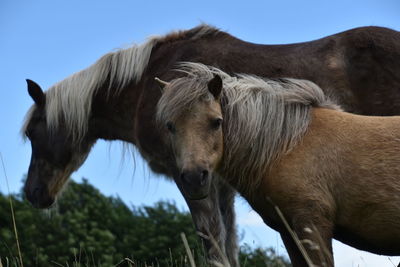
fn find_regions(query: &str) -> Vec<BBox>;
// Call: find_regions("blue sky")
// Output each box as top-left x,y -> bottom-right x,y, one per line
1,0 -> 400,266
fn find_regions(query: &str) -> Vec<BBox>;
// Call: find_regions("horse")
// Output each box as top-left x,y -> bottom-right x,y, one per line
22,24 -> 400,266
155,62 -> 400,266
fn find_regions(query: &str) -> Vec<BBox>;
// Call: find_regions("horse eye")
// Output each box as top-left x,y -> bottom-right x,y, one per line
166,121 -> 176,134
211,118 -> 223,130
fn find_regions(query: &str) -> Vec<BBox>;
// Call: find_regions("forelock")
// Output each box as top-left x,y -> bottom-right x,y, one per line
156,73 -> 213,124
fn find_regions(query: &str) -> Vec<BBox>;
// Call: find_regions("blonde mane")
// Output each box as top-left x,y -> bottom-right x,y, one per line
157,62 -> 340,192
22,25 -> 220,142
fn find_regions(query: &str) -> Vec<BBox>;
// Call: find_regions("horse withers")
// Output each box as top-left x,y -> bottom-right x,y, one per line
156,63 -> 400,267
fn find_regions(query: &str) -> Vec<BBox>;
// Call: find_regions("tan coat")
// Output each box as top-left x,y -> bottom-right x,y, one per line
249,108 -> 400,266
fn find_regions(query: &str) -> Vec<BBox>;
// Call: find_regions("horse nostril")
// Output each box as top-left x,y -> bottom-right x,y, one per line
200,170 -> 209,186
180,169 -> 209,186
25,186 -> 41,204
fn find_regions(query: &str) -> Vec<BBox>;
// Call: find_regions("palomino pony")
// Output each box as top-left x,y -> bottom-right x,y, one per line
22,24 -> 400,266
156,63 -> 400,267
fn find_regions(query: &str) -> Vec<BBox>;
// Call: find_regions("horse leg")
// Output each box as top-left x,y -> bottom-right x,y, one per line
178,176 -> 231,265
281,216 -> 334,267
217,178 -> 239,267
280,231 -> 310,267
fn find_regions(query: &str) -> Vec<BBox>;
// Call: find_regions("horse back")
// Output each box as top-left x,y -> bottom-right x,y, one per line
340,26 -> 400,115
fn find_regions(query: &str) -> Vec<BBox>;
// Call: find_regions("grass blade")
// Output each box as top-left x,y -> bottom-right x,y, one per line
0,153 -> 24,267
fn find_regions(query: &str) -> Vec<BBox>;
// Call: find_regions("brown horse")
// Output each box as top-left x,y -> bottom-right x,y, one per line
22,24 -> 400,266
156,63 -> 400,267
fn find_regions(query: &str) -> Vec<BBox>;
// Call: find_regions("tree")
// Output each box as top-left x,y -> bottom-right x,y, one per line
239,244 -> 290,267
0,179 -> 290,266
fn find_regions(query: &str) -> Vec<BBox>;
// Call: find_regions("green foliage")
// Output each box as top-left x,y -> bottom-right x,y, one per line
0,179 -> 290,266
239,244 -> 290,267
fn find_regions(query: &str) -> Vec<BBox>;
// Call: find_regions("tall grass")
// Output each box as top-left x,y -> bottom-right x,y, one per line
0,153 -> 23,267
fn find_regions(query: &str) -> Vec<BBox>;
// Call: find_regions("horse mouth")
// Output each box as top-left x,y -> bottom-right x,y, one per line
189,194 -> 208,200
183,188 -> 209,200
33,197 -> 55,209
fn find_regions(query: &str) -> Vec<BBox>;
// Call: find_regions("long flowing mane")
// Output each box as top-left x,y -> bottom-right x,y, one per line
22,25 -> 221,142
157,63 -> 340,192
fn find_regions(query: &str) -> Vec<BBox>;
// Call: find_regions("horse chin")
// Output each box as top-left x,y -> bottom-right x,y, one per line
183,187 -> 210,200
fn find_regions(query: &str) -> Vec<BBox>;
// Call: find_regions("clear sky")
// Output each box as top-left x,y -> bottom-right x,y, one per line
1,0 -> 400,266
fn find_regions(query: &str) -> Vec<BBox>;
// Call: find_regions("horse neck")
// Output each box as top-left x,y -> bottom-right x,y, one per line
88,81 -> 141,144
217,91 -> 318,196
221,108 -> 346,197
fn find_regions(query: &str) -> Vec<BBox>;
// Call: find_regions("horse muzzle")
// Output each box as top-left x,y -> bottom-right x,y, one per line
180,167 -> 211,200
24,183 -> 55,209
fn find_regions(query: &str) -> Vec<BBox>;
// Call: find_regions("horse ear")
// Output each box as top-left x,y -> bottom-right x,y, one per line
155,77 -> 170,91
26,79 -> 45,107
208,75 -> 223,99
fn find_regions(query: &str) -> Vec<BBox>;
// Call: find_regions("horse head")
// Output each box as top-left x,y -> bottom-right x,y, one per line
23,80 -> 94,208
156,75 -> 224,200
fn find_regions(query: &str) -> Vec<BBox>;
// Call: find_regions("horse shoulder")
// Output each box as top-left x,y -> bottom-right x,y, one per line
260,108 -> 400,215
260,109 -> 342,218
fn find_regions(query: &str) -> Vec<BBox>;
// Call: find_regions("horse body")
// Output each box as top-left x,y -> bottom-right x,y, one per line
23,25 -> 400,266
249,108 -> 400,265
156,63 -> 400,266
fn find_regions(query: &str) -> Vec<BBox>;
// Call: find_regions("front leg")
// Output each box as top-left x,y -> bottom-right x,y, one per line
217,177 -> 239,267
280,212 -> 334,267
177,175 -> 232,266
